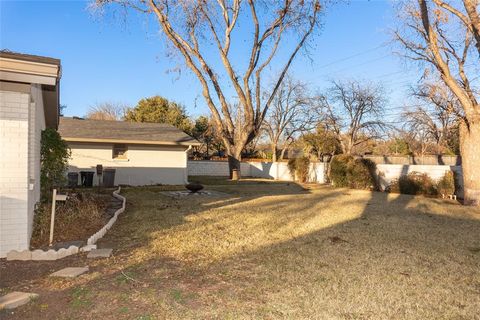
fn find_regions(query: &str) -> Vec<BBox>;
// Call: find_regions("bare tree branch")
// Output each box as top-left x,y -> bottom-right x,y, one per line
263,76 -> 320,161
318,79 -> 387,155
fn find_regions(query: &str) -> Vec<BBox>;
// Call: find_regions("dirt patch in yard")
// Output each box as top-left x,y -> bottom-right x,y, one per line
0,252 -> 89,289
30,190 -> 121,249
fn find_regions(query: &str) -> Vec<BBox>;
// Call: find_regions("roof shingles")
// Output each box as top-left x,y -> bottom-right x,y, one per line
58,117 -> 199,146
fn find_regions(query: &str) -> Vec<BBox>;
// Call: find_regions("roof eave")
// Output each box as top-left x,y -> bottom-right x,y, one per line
63,137 -> 201,147
0,55 -> 61,129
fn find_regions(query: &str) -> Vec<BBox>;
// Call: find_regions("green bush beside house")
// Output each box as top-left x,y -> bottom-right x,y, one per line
40,128 -> 71,201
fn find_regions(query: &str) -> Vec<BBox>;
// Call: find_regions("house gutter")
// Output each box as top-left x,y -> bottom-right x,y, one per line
184,145 -> 193,184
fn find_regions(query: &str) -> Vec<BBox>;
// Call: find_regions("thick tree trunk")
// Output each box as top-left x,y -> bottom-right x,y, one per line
279,147 -> 288,161
227,153 -> 241,180
326,153 -> 335,183
460,121 -> 480,205
271,144 -> 278,162
463,0 -> 480,56
342,137 -> 353,155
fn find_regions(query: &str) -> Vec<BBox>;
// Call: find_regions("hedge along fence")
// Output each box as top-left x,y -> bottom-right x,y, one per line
288,157 -> 311,183
187,160 -> 463,195
376,164 -> 463,197
328,156 -> 461,197
329,155 -> 379,190
386,171 -> 458,197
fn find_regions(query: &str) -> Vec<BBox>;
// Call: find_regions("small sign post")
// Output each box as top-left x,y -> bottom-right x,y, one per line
49,189 -> 67,246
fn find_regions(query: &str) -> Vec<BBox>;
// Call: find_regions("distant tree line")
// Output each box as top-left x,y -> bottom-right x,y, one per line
86,76 -> 461,163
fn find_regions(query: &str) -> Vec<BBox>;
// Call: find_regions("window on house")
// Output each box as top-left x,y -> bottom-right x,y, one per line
112,144 -> 128,159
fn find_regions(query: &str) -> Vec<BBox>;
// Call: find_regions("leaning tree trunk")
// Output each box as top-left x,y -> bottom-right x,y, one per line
227,151 -> 242,181
460,120 -> 480,205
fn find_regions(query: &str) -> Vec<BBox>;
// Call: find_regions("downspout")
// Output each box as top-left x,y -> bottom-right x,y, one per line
184,145 -> 193,184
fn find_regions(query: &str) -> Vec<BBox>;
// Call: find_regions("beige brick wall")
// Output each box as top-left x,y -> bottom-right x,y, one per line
0,89 -> 31,257
67,143 -> 189,186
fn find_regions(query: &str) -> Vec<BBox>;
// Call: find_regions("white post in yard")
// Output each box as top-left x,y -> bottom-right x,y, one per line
49,189 -> 67,246
49,189 -> 57,246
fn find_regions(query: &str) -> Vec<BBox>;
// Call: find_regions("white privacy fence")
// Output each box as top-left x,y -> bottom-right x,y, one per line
188,160 -> 326,183
188,160 -> 463,191
376,164 -> 463,191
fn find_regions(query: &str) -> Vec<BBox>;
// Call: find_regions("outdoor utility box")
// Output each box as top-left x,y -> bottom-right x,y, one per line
96,164 -> 104,187
103,168 -> 116,187
80,171 -> 95,187
67,172 -> 79,187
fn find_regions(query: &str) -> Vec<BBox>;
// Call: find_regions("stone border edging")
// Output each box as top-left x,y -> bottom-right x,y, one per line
86,187 -> 126,245
6,187 -> 126,261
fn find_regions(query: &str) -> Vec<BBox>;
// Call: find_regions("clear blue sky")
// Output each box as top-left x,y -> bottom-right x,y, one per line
0,0 -> 418,120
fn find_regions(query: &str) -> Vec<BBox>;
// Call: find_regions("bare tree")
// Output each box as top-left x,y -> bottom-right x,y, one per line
403,107 -> 445,154
263,77 -> 318,162
86,102 -> 127,120
320,80 -> 386,155
394,0 -> 480,205
94,0 -> 322,179
403,84 -> 459,155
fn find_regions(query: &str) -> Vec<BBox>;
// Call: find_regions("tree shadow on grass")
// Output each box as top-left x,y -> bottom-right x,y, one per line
188,189 -> 480,318
2,183 -> 480,319
110,187 -> 480,318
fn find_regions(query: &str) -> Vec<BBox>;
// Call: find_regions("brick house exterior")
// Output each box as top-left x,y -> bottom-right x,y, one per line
0,52 -> 61,257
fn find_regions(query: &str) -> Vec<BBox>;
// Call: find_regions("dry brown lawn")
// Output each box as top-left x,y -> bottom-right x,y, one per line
1,179 -> 480,319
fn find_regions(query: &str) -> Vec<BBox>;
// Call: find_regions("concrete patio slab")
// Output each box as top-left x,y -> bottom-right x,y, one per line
161,190 -> 228,198
0,292 -> 38,310
87,248 -> 113,258
50,267 -> 89,278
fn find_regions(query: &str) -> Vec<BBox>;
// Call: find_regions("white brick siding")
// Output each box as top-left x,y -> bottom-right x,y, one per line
0,86 -> 44,257
0,90 -> 31,257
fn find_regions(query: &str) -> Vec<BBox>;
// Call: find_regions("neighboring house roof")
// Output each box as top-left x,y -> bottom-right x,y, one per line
58,117 -> 200,146
0,50 -> 61,128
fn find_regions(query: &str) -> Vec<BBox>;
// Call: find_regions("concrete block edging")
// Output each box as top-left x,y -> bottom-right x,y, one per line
86,187 -> 126,245
6,187 -> 126,261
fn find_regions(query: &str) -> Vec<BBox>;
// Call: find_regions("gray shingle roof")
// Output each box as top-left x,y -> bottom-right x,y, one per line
58,117 -> 200,146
